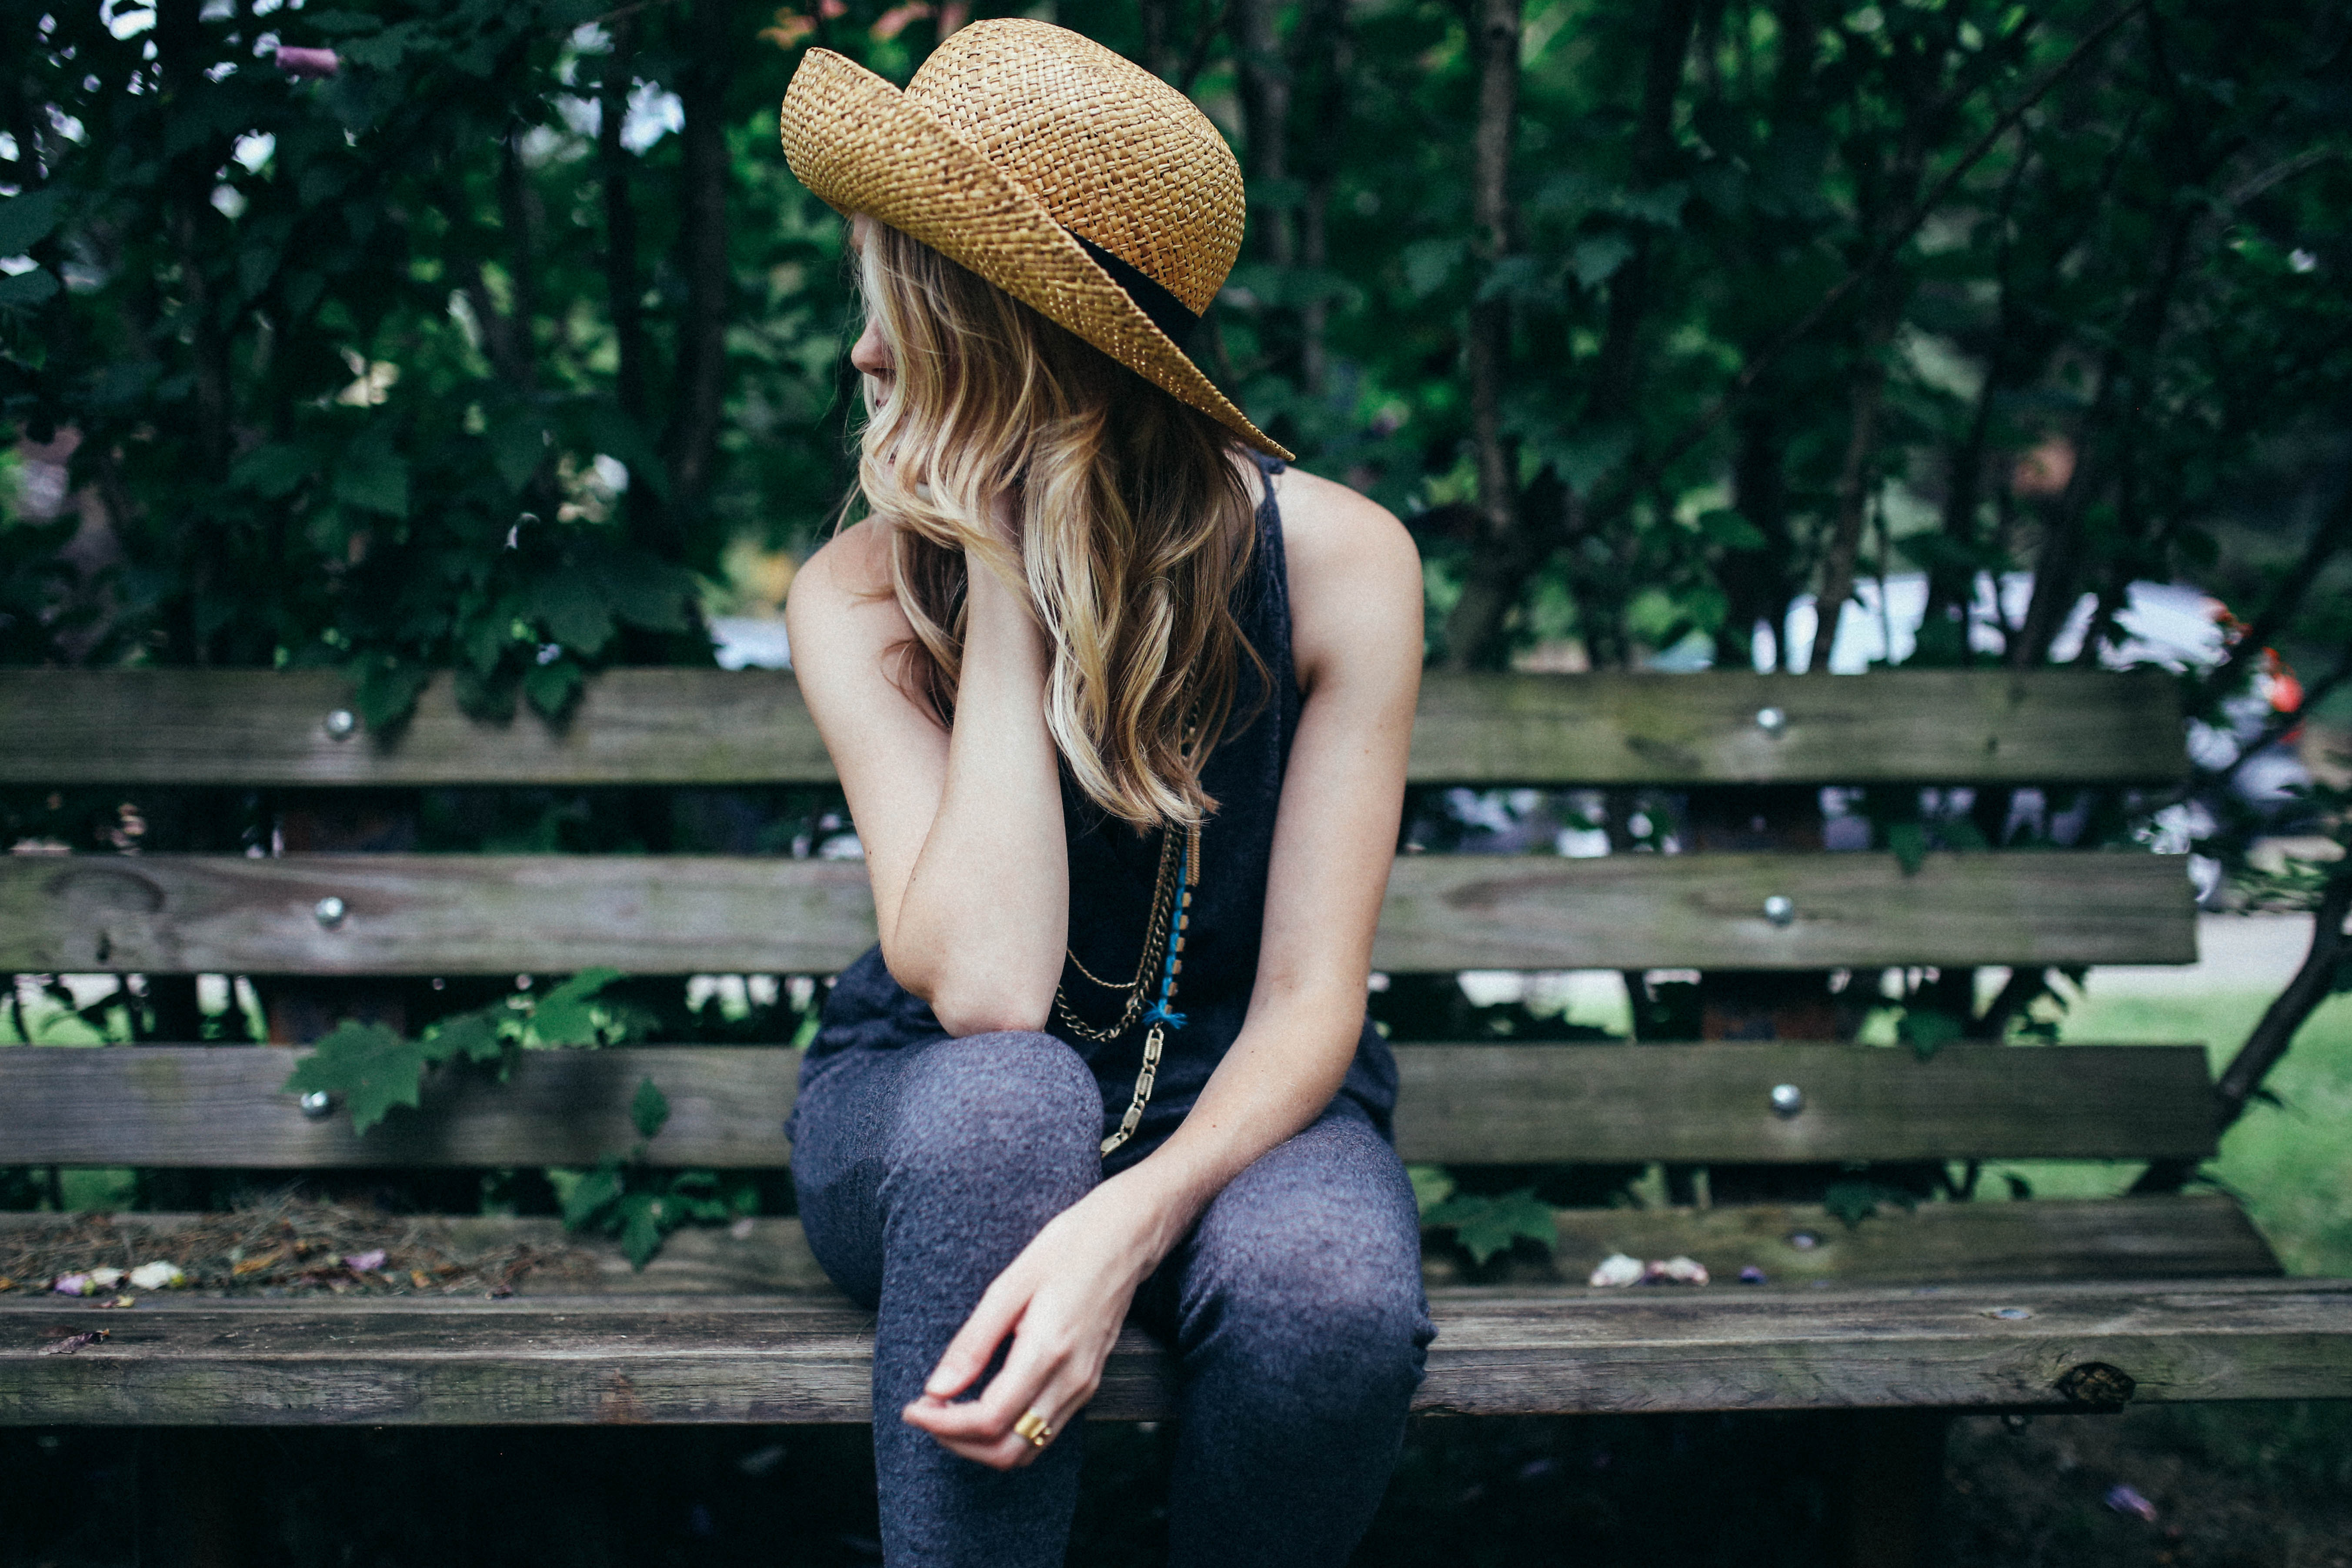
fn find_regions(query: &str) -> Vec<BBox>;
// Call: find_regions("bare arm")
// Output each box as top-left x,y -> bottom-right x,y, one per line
907,466 -> 1423,1467
1102,468 -> 1421,1246
784,519 -> 1068,1036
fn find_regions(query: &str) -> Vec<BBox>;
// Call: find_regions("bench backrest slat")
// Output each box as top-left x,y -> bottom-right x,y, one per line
0,849 -> 2195,974
0,1044 -> 2219,1168
0,668 -> 2185,787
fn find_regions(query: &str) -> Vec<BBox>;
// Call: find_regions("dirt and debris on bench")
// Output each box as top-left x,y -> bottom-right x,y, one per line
0,1194 -> 601,1300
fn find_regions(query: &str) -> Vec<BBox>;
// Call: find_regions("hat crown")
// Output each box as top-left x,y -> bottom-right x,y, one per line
904,20 -> 1242,318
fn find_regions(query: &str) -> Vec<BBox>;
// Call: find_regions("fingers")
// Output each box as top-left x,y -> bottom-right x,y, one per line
905,1348 -> 1098,1471
908,1321 -> 1061,1443
923,1273 -> 1028,1400
904,1308 -> 1106,1471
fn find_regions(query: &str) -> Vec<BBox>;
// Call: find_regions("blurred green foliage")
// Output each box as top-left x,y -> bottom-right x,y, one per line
1,0 -> 2345,695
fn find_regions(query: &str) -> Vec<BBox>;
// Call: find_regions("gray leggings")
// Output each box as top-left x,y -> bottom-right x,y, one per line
789,1029 -> 1433,1567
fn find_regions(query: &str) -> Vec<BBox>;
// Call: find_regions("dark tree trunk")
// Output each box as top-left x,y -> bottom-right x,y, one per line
1291,0 -> 1352,394
657,0 -> 737,554
601,16 -> 648,429
1590,0 -> 1698,420
1228,0 -> 1292,266
1715,408 -> 1798,669
2136,855 -> 2352,1194
1437,0 -> 1525,673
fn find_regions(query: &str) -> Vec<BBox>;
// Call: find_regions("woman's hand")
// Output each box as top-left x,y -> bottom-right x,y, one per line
901,1180 -> 1167,1469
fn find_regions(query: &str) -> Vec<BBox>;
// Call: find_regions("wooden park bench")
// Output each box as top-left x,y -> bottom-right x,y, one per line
4,664 -> 2349,1564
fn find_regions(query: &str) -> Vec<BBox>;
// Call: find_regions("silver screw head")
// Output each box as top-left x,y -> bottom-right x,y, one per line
1769,1082 -> 1805,1116
313,895 -> 348,928
1755,706 -> 1787,735
324,708 -> 357,739
1762,893 -> 1795,926
298,1090 -> 334,1119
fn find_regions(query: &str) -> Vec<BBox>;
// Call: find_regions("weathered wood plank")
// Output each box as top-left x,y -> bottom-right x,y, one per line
0,1043 -> 2217,1167
0,670 -> 837,788
0,849 -> 2196,975
3,1279 -> 2344,1424
1376,851 -> 2197,969
0,669 -> 2184,788
1409,667 -> 2185,786
0,1048 -> 799,1169
2,1197 -> 2272,1297
1528,1197 -> 2277,1287
479,1198 -> 2281,1293
1391,1042 -> 2219,1163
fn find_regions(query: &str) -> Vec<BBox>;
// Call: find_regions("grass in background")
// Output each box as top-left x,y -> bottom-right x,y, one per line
1991,988 -> 2352,1278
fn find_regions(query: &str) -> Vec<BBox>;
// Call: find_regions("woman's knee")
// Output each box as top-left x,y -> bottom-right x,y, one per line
1184,1233 -> 1430,1414
1205,1270 -> 1428,1433
883,1030 -> 1101,1190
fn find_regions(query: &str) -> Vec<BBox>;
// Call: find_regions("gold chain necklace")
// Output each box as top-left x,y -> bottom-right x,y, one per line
1054,818 -> 1200,1155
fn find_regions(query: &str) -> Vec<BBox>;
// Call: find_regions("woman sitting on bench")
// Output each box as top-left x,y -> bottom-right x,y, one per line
778,20 -> 1431,1566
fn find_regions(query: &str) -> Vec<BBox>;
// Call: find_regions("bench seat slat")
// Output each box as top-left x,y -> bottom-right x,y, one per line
468,1196 -> 2280,1291
15,1198 -> 2269,1297
0,849 -> 2195,975
4,1278 -> 2343,1424
0,669 -> 2184,788
0,1043 -> 2217,1167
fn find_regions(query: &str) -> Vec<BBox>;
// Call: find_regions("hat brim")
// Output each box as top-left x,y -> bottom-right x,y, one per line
780,48 -> 1289,463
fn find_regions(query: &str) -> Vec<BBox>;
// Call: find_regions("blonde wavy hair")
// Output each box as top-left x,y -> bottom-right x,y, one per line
850,221 -> 1265,831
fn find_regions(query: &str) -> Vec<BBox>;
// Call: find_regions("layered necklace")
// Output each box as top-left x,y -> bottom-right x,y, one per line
1053,818 -> 1200,1155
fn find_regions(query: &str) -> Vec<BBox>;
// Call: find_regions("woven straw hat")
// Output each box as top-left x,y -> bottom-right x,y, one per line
779,19 -> 1288,461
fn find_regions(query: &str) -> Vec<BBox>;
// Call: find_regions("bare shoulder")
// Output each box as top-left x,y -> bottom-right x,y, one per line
1268,466 -> 1422,687
784,517 -> 909,663
1270,466 -> 1418,582
787,515 -> 892,615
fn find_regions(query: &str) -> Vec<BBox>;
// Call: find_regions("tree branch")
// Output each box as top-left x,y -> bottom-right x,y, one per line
2216,637 -> 2352,791
1178,0 -> 1234,96
1228,0 -> 1293,266
599,14 -> 648,427
2215,855 -> 2352,1128
1437,0 -> 1525,673
655,0 -> 734,551
1596,0 -> 2149,525
2199,481 -> 2352,711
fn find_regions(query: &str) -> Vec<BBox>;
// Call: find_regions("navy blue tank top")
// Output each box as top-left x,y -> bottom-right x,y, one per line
799,456 -> 1399,1165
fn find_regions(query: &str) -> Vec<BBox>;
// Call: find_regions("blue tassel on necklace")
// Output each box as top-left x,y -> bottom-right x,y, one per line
1140,840 -> 1191,1031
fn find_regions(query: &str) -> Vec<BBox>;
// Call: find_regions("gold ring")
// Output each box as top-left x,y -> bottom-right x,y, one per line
1013,1409 -> 1054,1448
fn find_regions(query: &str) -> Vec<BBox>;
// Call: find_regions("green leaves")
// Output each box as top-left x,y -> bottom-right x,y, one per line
1568,234 -> 1636,290
1411,1166 -> 1557,1267
0,185 -> 61,308
282,1021 -> 436,1135
529,967 -> 627,1047
1421,1187 -> 1558,1267
1887,819 -> 1929,874
0,188 -> 64,308
0,268 -> 59,308
1401,237 -> 1466,300
0,189 -> 66,254
1897,1008 -> 1965,1061
485,407 -> 547,494
1822,1179 -> 1920,1230
230,443 -> 316,500
350,655 -> 432,731
334,431 -> 411,518
630,1075 -> 671,1142
559,1078 -> 744,1271
1407,1163 -> 1457,1215
281,970 -> 631,1134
